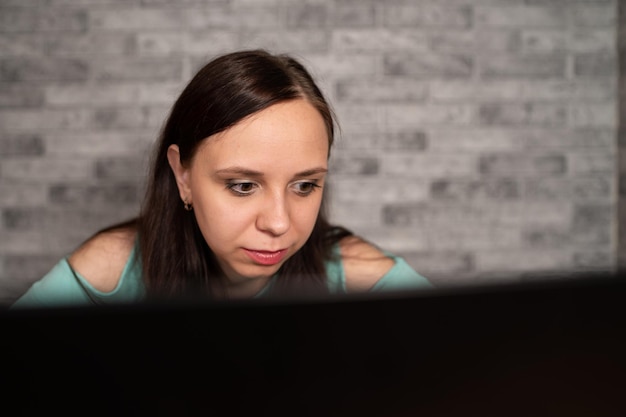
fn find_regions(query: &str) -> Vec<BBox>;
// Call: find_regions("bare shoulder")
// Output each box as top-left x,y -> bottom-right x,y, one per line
68,227 -> 137,293
339,235 -> 395,293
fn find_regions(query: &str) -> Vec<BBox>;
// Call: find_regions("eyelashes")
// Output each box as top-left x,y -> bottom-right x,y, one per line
225,181 -> 322,197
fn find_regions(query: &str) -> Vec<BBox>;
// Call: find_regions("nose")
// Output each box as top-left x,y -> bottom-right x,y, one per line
255,192 -> 290,236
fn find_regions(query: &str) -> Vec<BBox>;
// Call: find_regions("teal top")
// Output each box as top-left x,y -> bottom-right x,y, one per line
11,243 -> 431,309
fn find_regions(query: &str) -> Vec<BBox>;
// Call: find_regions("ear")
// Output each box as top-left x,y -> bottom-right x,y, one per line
167,144 -> 192,204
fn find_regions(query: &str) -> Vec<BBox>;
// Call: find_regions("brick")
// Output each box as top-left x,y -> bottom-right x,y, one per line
0,8 -> 87,32
572,251 -> 613,270
329,155 -> 379,175
384,104 -> 473,126
480,55 -> 565,78
0,134 -> 45,156
1,158 -> 94,181
0,85 -> 44,107
332,29 -> 429,52
521,128 -> 614,149
0,231 -> 48,255
286,3 -> 329,28
571,5 -> 617,27
473,249 -> 577,274
523,176 -> 612,201
0,108 -> 91,130
383,5 -> 472,28
328,201 -> 383,229
335,78 -> 428,103
44,132 -> 155,157
381,154 -> 478,178
479,153 -> 566,175
569,103 -> 616,127
95,157 -> 149,179
478,103 -> 567,126
44,84 -> 136,106
430,80 -> 524,102
521,30 -> 567,53
241,30 -> 329,53
303,53 -> 379,79
183,31 -> 238,57
572,204 -> 612,232
142,0 -> 227,5
475,30 -> 522,52
90,107 -> 154,129
2,207 -> 44,230
569,29 -> 616,53
427,128 -> 524,152
429,31 -> 477,53
89,9 -> 183,30
0,183 -> 48,207
3,254 -> 61,281
568,151 -> 614,174
394,250 -> 474,278
328,178 -> 429,204
336,130 -> 427,151
334,104 -> 380,126
475,6 -> 568,28
135,32 -> 183,57
92,58 -> 183,81
182,6 -> 279,30
574,53 -> 616,77
384,53 -> 473,78
0,57 -> 88,81
430,178 -> 520,201
49,183 -> 142,206
45,33 -> 135,56
334,4 -> 376,27
0,34 -> 45,56
521,80 -> 615,100
137,82 -> 184,104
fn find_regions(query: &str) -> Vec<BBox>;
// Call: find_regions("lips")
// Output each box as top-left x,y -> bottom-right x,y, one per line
243,248 -> 288,266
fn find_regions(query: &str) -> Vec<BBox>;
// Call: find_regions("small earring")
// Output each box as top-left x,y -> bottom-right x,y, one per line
183,199 -> 193,211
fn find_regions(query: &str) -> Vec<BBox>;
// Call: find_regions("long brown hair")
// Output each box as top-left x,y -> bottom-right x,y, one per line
137,49 -> 351,300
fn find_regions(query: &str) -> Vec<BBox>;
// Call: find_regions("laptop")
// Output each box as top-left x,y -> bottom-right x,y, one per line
2,272 -> 625,417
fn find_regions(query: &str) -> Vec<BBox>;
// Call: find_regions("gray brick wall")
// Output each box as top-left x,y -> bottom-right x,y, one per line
0,0 -> 619,305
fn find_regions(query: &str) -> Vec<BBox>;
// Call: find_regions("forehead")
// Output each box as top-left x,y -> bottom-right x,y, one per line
194,99 -> 330,170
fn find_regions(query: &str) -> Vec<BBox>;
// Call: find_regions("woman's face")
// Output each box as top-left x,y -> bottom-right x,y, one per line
168,99 -> 329,296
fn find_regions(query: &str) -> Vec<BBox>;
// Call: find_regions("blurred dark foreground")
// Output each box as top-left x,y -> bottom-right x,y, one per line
2,273 -> 625,417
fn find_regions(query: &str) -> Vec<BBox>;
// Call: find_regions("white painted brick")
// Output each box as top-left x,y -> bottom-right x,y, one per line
336,78 -> 428,103
45,84 -> 138,105
475,30 -> 522,52
183,31 -> 239,56
89,9 -> 183,31
474,249 -> 581,274
0,184 -> 49,207
569,102 -> 616,128
569,29 -> 616,53
136,32 -> 184,57
0,231 -> 49,255
521,80 -> 616,101
571,5 -> 617,27
328,178 -> 430,204
241,30 -> 329,53
383,5 -> 471,28
430,80 -> 524,102
380,153 -> 478,178
427,128 -> 525,152
46,33 -> 135,56
44,132 -> 155,157
428,30 -> 477,53
520,128 -> 614,149
0,109 -> 91,130
384,104 -> 474,127
331,29 -> 429,52
520,30 -> 568,53
328,201 -> 383,229
1,158 -> 95,182
475,6 -> 568,28
567,151 -> 616,175
0,34 -> 46,56
91,58 -> 183,82
303,54 -> 379,77
183,6 -> 280,29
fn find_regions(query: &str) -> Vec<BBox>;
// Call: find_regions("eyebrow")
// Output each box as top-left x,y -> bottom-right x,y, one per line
214,166 -> 328,178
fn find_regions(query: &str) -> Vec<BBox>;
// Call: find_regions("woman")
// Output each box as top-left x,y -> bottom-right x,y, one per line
12,49 -> 431,308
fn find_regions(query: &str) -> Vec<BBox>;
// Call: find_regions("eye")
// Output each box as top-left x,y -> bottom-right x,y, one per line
292,181 -> 321,196
226,182 -> 257,196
